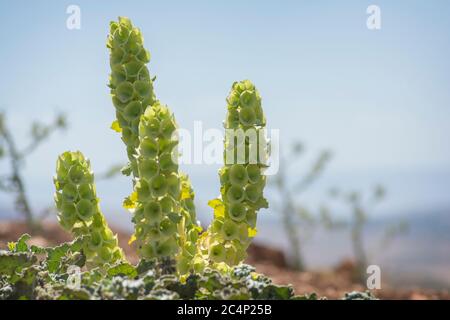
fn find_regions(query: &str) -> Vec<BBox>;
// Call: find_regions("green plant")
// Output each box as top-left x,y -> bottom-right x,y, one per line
0,235 -> 300,300
107,17 -> 202,274
0,112 -> 66,230
107,17 -> 155,178
0,17 -> 375,300
53,151 -> 125,267
198,80 -> 268,269
0,235 -> 377,300
129,103 -> 182,260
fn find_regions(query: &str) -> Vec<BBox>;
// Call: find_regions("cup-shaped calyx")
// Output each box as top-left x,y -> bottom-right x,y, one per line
107,17 -> 156,177
204,80 -> 269,266
54,151 -> 125,267
176,173 -> 203,274
129,103 -> 199,263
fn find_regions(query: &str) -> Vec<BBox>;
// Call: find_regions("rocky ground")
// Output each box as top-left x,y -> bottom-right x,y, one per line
1,221 -> 449,300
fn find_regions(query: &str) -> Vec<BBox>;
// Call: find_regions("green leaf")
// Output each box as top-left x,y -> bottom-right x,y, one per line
107,262 -> 138,278
58,288 -> 91,300
9,265 -> 41,286
136,259 -> 156,275
45,237 -> 84,273
13,234 -> 31,253
0,251 -> 36,276
260,284 -> 294,300
30,245 -> 47,255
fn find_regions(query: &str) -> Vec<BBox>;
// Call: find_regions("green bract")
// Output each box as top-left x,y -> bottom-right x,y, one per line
107,18 -> 201,274
201,80 -> 269,267
176,173 -> 203,274
107,17 -> 156,177
53,151 -> 125,267
126,102 -> 203,272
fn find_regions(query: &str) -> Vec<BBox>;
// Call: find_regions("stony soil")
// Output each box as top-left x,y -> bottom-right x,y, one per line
1,221 -> 448,300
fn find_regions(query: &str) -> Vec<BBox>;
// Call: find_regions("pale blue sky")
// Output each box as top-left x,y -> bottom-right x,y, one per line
1,0 -> 450,226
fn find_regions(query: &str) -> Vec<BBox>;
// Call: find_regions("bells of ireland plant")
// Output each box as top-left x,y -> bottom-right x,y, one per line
108,17 -> 201,273
202,80 -> 269,267
176,173 -> 203,274
128,103 -> 186,261
53,151 -> 125,267
107,16 -> 156,177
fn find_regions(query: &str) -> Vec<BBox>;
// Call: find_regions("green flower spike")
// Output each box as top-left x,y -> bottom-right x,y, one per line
108,17 -> 202,274
54,151 -> 125,267
107,17 -> 156,177
176,173 -> 203,275
130,103 -> 201,266
202,80 -> 269,267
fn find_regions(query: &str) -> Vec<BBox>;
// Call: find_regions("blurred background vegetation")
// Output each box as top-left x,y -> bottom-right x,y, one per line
0,112 -> 67,231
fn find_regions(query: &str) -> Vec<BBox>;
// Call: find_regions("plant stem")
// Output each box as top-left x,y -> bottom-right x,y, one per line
1,124 -> 36,230
351,205 -> 368,283
277,162 -> 306,271
281,199 -> 305,271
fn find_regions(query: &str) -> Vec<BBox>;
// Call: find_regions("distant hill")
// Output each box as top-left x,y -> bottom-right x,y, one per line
255,208 -> 450,289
